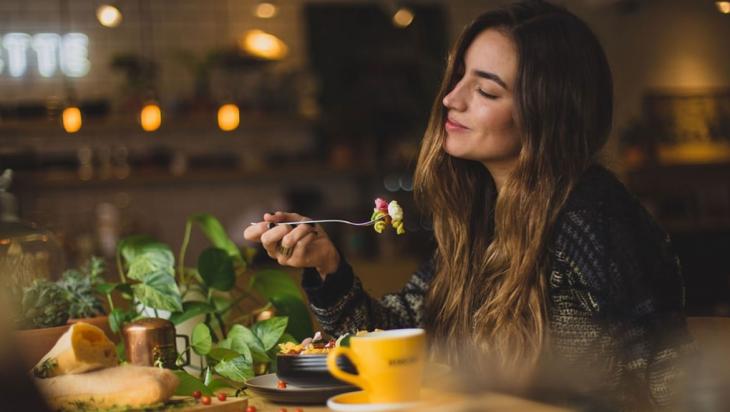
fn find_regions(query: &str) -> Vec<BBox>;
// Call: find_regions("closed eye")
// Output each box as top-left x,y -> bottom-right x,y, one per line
477,88 -> 498,99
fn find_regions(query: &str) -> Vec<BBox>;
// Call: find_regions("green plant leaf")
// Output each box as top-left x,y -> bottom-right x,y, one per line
218,338 -> 253,365
108,307 -> 132,334
249,348 -> 270,363
227,325 -> 269,363
96,282 -> 118,296
132,271 -> 182,312
173,370 -> 213,396
96,282 -> 134,299
115,341 -> 126,362
118,236 -> 173,267
339,334 -> 353,347
213,355 -> 253,383
127,251 -> 174,281
252,316 -> 288,351
169,301 -> 216,325
197,248 -> 235,291
206,378 -> 235,392
269,295 -> 314,341
188,214 -> 243,264
208,347 -> 240,361
250,269 -> 303,300
192,323 -> 213,356
118,284 -> 135,300
278,333 -> 298,345
203,367 -> 213,386
218,330 -> 255,364
211,295 -> 231,312
250,270 -> 313,340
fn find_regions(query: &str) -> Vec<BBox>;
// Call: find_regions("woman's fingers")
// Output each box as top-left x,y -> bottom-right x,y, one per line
243,221 -> 269,242
280,224 -> 317,248
248,211 -> 330,267
265,211 -> 309,225
276,225 -> 317,266
260,224 -> 292,258
277,230 -> 319,266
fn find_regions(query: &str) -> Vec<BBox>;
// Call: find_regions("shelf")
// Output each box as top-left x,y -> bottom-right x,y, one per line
14,163 -> 378,191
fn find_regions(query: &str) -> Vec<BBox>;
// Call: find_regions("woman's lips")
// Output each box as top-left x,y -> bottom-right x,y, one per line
445,117 -> 468,132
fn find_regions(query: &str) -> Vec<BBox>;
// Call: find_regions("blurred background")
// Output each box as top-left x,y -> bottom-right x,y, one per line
0,0 -> 729,315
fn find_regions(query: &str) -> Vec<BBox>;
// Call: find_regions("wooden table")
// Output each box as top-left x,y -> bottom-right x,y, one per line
247,391 -> 574,412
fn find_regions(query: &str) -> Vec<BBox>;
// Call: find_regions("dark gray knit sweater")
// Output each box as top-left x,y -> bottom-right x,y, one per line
301,165 -> 693,410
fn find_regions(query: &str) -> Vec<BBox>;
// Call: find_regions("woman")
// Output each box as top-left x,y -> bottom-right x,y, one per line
244,1 -> 692,409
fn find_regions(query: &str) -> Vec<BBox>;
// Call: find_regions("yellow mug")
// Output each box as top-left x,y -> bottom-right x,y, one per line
326,328 -> 426,403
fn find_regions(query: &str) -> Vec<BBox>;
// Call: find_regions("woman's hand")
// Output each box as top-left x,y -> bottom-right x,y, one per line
243,211 -> 340,279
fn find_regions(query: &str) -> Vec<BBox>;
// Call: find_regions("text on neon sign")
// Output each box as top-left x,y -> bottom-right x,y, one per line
0,33 -> 90,78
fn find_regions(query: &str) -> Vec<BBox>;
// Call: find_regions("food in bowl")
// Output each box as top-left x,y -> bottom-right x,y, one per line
278,331 -> 337,355
275,331 -> 373,387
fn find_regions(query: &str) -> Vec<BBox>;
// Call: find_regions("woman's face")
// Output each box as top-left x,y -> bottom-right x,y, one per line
442,29 -> 520,168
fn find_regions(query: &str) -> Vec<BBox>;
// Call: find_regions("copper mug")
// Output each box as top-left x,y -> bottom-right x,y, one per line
123,318 -> 190,369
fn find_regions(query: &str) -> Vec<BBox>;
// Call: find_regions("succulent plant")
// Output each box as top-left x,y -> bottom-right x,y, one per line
21,279 -> 71,329
58,256 -> 106,319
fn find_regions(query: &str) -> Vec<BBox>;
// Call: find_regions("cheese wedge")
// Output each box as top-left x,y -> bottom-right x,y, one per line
35,364 -> 179,409
33,322 -> 117,378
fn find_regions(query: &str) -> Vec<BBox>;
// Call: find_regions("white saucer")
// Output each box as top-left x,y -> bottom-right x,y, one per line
327,391 -> 422,412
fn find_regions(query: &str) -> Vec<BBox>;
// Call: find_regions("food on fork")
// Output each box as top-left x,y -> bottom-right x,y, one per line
371,198 -> 405,235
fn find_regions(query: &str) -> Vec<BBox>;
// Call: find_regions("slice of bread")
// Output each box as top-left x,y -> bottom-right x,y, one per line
35,364 -> 179,409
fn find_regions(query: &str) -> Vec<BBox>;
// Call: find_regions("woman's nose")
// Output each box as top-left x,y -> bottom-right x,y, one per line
443,84 -> 466,111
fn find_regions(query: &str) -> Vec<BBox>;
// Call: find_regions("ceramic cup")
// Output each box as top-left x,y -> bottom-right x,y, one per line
326,328 -> 426,403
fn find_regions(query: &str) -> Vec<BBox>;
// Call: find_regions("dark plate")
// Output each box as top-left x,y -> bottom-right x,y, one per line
276,353 -> 358,387
246,373 -> 356,404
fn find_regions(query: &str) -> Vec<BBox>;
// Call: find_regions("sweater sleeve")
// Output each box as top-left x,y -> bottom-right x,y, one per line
300,256 -> 434,337
557,206 -> 694,408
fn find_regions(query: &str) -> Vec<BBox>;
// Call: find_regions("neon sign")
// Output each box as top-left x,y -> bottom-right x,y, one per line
0,33 -> 90,78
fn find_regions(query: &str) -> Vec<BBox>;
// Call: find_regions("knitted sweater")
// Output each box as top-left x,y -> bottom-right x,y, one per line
301,165 -> 693,410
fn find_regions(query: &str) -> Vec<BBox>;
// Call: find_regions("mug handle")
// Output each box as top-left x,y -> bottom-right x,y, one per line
176,334 -> 191,367
327,347 -> 369,391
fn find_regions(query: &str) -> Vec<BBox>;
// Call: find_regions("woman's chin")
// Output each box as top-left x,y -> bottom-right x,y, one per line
443,141 -> 474,161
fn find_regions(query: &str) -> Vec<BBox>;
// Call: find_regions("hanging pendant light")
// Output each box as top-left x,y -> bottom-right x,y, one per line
217,103 -> 240,132
96,4 -> 123,27
717,1 -> 730,14
140,102 -> 162,132
62,106 -> 82,133
254,2 -> 278,19
392,7 -> 414,28
241,30 -> 288,60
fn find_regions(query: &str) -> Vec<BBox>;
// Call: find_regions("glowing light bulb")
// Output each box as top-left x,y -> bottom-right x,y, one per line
140,103 -> 162,132
254,2 -> 278,19
717,1 -> 730,14
96,5 -> 123,28
241,30 -> 288,60
217,103 -> 240,132
393,7 -> 414,28
62,106 -> 82,133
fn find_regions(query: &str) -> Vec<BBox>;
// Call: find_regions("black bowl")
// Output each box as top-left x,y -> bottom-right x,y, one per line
276,353 -> 358,387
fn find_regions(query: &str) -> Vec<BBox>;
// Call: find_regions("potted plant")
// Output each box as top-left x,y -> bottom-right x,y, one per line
97,213 -> 313,394
14,257 -> 112,369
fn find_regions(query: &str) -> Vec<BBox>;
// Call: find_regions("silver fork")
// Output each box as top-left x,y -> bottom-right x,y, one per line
250,216 -> 384,229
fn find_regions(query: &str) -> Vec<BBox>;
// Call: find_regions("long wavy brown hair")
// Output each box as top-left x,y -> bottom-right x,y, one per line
415,1 -> 613,377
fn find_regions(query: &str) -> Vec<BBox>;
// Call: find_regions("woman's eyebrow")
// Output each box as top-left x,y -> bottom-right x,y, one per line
472,69 -> 508,90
